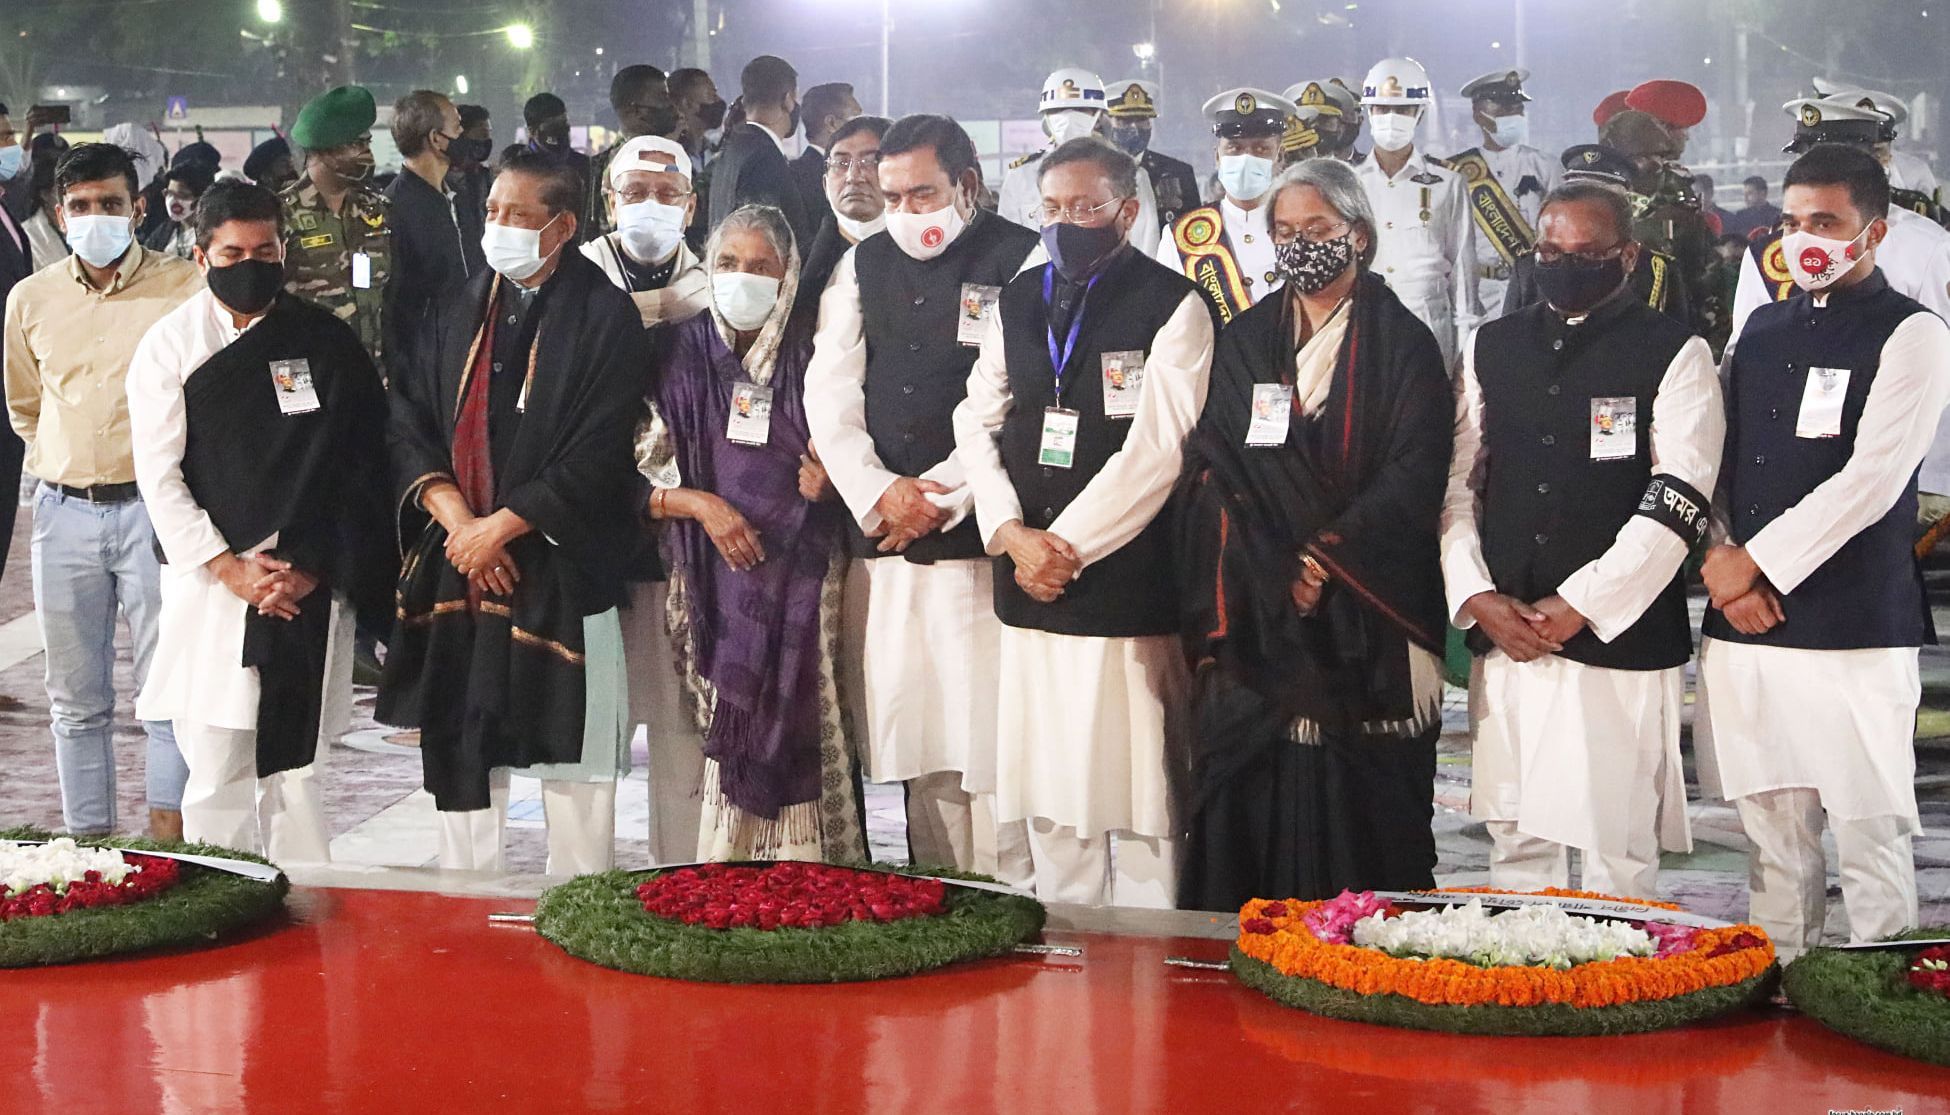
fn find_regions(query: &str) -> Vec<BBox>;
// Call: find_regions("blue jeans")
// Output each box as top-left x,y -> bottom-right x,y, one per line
29,485 -> 185,833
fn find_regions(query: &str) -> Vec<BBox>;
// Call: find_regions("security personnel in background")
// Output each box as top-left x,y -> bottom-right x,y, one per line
1601,108 -> 1715,340
1501,144 -> 1692,326
999,68 -> 1162,254
1104,79 -> 1202,230
1811,81 -> 1945,221
1444,69 -> 1561,318
1352,56 -> 1481,366
1156,88 -> 1295,323
281,85 -> 393,374
1289,79 -> 1364,164
1623,80 -> 1708,160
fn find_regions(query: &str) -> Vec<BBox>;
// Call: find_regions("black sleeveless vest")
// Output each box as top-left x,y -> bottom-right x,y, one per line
853,209 -> 1039,563
1471,293 -> 1696,670
1703,271 -> 1936,650
991,247 -> 1199,637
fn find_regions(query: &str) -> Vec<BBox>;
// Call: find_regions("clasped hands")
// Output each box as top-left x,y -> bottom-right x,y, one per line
868,475 -> 953,554
421,481 -> 526,596
209,552 -> 319,620
996,520 -> 1080,604
1700,543 -> 1785,636
1461,591 -> 1589,663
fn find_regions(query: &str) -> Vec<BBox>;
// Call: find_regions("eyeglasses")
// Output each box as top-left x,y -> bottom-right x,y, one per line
1533,243 -> 1627,266
825,152 -> 881,176
1274,220 -> 1350,245
1031,196 -> 1129,225
617,186 -> 694,206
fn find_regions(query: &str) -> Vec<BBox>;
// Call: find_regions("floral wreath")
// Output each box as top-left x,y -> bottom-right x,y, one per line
534,861 -> 1045,984
0,827 -> 288,967
1781,928 -> 1950,1066
1232,887 -> 1777,1036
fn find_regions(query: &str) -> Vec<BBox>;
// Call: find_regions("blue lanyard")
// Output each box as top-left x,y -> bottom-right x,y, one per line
1043,265 -> 1099,404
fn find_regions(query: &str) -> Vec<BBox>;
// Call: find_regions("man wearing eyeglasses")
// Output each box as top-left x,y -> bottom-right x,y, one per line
954,136 -> 1215,907
585,66 -> 679,242
1440,181 -> 1724,900
280,85 -> 393,377
805,114 -> 1041,885
797,114 -> 890,317
580,136 -> 707,329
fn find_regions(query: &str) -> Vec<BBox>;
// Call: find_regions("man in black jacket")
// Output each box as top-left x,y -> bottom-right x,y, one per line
385,90 -> 471,372
791,82 -> 862,229
708,55 -> 814,248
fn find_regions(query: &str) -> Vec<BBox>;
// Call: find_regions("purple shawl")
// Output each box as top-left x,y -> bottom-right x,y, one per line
655,310 -> 838,819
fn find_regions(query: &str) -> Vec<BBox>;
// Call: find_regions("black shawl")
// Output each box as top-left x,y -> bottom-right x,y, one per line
376,251 -> 649,810
179,295 -> 395,777
1175,272 -> 1451,768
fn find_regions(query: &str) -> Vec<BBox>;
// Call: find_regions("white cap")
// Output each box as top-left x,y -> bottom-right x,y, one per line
1040,67 -> 1107,113
607,135 -> 692,189
1361,57 -> 1434,106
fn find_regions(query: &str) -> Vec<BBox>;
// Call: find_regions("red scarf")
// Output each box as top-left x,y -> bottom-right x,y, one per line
451,297 -> 501,609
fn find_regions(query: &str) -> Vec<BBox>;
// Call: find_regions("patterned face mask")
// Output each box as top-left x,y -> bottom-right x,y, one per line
1274,230 -> 1355,294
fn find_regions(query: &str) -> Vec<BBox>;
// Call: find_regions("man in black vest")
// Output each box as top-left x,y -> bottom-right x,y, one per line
804,115 -> 1040,883
1441,181 -> 1724,899
1697,143 -> 1950,958
954,137 -> 1215,908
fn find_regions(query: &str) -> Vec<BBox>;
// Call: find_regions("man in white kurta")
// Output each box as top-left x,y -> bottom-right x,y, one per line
804,115 -> 1041,882
582,135 -> 710,865
127,198 -> 366,864
1698,146 -> 1950,957
1353,57 -> 1482,367
954,142 -> 1214,907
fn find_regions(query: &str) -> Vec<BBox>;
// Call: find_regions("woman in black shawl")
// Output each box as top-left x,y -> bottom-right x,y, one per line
1176,159 -> 1453,910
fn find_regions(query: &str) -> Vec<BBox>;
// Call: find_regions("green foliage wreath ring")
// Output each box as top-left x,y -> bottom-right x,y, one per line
1782,928 -> 1950,1066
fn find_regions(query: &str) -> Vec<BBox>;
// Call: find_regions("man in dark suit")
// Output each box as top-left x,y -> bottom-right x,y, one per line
792,82 -> 862,230
0,104 -> 33,628
708,55 -> 815,248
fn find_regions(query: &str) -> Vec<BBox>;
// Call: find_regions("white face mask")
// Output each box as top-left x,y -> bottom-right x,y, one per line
616,199 -> 687,264
885,198 -> 969,261
1045,110 -> 1098,146
835,212 -> 887,242
713,271 -> 781,330
66,214 -> 135,268
0,143 -> 22,182
165,196 -> 194,223
1368,110 -> 1420,153
1217,154 -> 1275,202
1783,224 -> 1874,291
1485,113 -> 1528,148
482,212 -> 563,283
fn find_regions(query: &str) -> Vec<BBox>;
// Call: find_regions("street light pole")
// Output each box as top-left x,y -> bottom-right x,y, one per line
880,0 -> 892,116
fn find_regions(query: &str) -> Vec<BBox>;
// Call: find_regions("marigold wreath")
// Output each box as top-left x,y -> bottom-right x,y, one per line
1781,928 -> 1950,1067
1231,888 -> 1777,1036
0,827 -> 289,968
534,861 -> 1046,984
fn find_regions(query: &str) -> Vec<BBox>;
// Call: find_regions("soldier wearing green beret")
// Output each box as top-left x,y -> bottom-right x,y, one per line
280,85 -> 394,375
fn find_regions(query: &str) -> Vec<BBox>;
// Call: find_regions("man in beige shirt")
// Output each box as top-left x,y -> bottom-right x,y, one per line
3,142 -> 202,839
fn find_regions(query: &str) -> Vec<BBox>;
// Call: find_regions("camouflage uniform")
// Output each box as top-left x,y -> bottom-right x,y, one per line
279,176 -> 394,372
1631,165 -> 1718,342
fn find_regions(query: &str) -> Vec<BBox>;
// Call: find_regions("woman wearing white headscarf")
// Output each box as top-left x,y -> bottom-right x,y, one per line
641,204 -> 868,862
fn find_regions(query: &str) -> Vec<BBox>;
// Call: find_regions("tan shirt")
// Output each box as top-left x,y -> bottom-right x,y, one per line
3,242 -> 203,487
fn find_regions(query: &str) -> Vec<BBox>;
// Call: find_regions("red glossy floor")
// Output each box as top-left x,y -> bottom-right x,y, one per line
5,887 -> 1948,1114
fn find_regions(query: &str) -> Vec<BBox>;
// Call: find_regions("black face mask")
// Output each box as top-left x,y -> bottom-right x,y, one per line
787,103 -> 802,135
206,258 -> 284,316
640,104 -> 680,137
1042,219 -> 1125,282
452,137 -> 492,165
697,99 -> 728,130
1274,232 -> 1356,295
1534,254 -> 1627,314
1107,123 -> 1149,157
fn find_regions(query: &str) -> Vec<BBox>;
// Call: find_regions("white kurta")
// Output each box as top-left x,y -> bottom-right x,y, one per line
952,278 -> 1215,837
578,236 -> 709,328
1440,318 -> 1725,856
1154,195 -> 1282,308
128,290 -> 272,729
1697,309 -> 1950,827
1729,209 -> 1950,493
999,150 -> 1163,257
1356,149 -> 1482,367
1449,143 -> 1562,319
803,243 -> 1041,788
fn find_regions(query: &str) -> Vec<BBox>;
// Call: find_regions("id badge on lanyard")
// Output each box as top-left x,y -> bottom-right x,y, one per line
727,382 -> 773,446
1039,266 -> 1098,470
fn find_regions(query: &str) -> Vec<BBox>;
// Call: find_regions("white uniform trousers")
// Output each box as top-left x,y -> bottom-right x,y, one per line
1023,818 -> 1175,908
905,770 -> 1034,887
621,579 -> 706,865
437,769 -> 619,876
1736,787 -> 1918,960
176,595 -> 353,864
